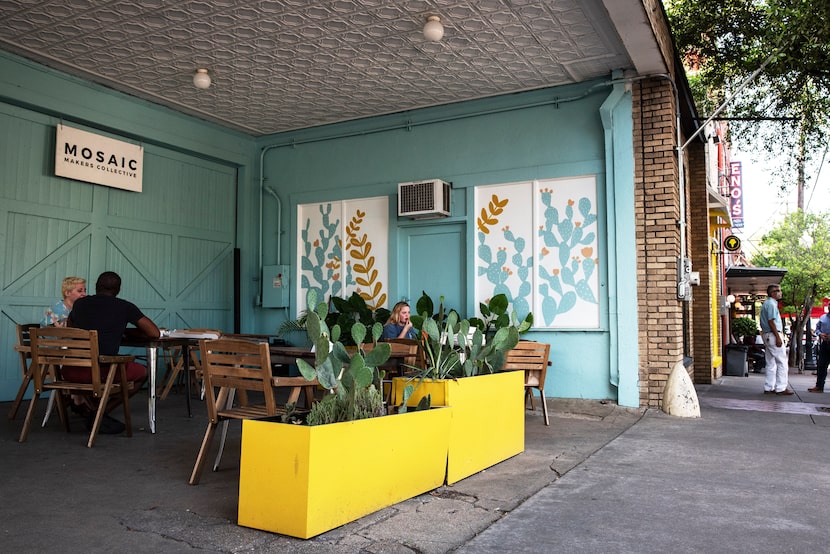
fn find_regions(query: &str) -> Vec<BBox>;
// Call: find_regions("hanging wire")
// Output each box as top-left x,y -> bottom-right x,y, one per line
804,142 -> 829,213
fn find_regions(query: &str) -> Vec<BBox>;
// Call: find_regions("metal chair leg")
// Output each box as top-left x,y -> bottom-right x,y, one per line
539,389 -> 550,426
41,390 -> 56,427
213,389 -> 235,472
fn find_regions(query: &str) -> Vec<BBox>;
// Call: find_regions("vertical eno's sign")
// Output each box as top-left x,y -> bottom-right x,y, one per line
55,124 -> 143,192
729,161 -> 743,229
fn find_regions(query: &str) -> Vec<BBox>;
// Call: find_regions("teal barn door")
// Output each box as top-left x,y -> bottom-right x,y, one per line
0,107 -> 237,401
399,223 -> 466,314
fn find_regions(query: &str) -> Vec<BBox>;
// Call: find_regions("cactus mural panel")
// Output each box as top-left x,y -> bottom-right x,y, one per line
475,176 -> 600,329
298,196 -> 388,316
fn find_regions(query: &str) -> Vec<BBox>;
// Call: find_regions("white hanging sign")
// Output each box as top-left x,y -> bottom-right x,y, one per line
55,124 -> 143,192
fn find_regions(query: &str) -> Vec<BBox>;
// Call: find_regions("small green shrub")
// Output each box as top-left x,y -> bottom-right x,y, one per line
732,317 -> 758,339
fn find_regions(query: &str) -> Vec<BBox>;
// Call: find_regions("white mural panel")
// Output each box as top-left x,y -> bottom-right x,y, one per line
474,176 -> 600,328
297,196 -> 388,315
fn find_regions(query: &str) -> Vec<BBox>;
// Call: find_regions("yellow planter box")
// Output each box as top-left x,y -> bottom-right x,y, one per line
238,407 -> 450,539
392,370 -> 525,484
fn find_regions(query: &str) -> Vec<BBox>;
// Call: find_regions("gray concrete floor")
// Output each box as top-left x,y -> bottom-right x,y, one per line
2,368 -> 827,552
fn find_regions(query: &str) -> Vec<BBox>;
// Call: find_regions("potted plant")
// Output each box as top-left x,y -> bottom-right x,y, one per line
468,293 -> 534,339
237,290 -> 450,539
392,295 -> 529,484
731,317 -> 759,343
277,292 -> 391,349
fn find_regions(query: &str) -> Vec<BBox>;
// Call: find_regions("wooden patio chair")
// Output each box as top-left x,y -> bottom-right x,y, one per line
503,340 -> 551,425
190,337 -> 303,485
18,327 -> 136,447
8,323 -> 39,420
365,339 -> 420,411
158,329 -> 222,400
383,338 -> 423,374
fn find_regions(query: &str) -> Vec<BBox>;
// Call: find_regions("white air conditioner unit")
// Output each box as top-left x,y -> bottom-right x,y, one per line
398,179 -> 451,219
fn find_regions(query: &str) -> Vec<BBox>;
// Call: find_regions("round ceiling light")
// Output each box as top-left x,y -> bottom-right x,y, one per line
423,15 -> 444,42
193,68 -> 211,89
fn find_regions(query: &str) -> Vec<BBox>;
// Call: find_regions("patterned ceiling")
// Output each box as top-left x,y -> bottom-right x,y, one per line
0,0 -> 666,136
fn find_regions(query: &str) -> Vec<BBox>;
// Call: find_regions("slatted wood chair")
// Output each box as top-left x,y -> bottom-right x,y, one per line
190,337 -> 299,485
18,327 -> 136,447
158,329 -> 222,400
383,338 -> 423,374
503,340 -> 551,425
364,339 -> 420,411
8,323 -> 40,420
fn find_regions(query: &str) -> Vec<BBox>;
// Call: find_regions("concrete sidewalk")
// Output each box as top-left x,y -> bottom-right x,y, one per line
460,370 -> 830,553
2,369 -> 827,552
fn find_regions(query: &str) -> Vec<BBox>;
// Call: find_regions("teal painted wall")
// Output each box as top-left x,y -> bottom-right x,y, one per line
254,81 -> 638,405
0,49 -> 639,406
0,52 -> 259,402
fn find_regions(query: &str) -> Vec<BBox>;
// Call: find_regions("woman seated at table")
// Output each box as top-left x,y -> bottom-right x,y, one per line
381,301 -> 418,340
41,276 -> 87,327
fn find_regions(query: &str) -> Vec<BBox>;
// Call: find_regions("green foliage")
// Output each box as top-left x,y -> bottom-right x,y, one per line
409,291 -> 457,333
396,384 -> 431,415
753,210 -> 830,367
295,289 -> 391,425
666,0 -> 830,191
276,292 -> 390,345
306,384 -> 385,425
416,309 -> 520,380
276,310 -> 308,337
731,317 -> 759,339
468,293 -> 534,337
326,292 -> 390,346
754,211 -> 830,311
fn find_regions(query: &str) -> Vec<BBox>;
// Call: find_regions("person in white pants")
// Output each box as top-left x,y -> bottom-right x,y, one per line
760,284 -> 791,395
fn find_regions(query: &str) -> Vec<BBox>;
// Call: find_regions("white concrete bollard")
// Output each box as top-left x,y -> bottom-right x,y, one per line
661,361 -> 701,418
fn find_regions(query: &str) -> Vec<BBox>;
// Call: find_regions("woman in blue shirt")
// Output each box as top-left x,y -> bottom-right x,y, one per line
381,301 -> 418,340
41,276 -> 86,327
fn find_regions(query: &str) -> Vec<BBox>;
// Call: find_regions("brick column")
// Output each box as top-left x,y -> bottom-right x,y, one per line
633,78 -> 687,407
687,141 -> 717,383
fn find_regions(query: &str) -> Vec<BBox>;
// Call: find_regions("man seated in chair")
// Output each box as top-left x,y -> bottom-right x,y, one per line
66,271 -> 160,433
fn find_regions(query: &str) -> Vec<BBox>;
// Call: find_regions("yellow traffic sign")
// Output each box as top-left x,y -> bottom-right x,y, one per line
724,235 -> 741,252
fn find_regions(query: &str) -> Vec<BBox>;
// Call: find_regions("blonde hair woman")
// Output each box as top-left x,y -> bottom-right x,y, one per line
381,301 -> 418,340
41,276 -> 86,327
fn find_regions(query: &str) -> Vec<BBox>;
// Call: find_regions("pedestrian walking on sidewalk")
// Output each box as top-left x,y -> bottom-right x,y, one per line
809,310 -> 830,393
760,284 -> 792,395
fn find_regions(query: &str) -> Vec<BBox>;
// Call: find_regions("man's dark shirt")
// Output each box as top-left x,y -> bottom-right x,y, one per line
69,294 -> 145,355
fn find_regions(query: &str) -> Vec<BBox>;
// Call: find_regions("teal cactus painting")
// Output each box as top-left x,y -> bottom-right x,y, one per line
475,177 -> 600,329
300,203 -> 342,305
298,197 -> 389,316
537,186 -> 599,325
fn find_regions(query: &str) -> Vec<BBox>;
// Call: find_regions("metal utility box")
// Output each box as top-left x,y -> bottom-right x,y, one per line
262,265 -> 290,308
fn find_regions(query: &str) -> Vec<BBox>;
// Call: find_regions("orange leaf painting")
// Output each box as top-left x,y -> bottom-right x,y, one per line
477,194 -> 509,235
345,206 -> 385,310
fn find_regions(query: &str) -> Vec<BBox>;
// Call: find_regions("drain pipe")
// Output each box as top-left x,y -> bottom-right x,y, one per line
258,145 -> 281,306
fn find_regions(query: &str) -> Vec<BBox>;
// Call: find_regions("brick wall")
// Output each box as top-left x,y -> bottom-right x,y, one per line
687,142 -> 717,383
633,77 -> 688,407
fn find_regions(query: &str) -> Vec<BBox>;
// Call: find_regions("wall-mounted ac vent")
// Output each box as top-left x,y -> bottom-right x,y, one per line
398,179 -> 451,219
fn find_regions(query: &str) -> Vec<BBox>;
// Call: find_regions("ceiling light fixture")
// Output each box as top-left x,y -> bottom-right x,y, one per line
423,15 -> 444,41
193,68 -> 211,89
